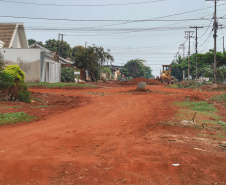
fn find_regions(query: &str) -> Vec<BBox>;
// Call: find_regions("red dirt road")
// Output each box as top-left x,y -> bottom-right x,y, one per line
0,85 -> 225,185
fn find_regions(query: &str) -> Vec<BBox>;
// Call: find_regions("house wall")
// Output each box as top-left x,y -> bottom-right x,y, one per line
48,62 -> 61,83
11,31 -> 22,48
0,48 -> 41,83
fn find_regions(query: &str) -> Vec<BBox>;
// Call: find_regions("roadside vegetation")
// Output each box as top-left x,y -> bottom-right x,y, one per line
0,112 -> 36,125
211,93 -> 226,106
171,50 -> 226,83
61,67 -> 75,82
27,82 -> 96,88
0,60 -> 31,103
120,59 -> 154,80
173,99 -> 226,138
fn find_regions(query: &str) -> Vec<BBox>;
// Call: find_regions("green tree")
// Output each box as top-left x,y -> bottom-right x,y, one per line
143,66 -> 154,79
28,39 -> 44,47
74,46 -> 114,82
72,46 -> 84,59
120,59 -> 153,78
120,68 -> 129,77
45,39 -> 72,59
171,50 -> 226,82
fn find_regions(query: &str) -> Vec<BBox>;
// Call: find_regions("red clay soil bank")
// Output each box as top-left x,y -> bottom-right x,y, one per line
121,77 -> 163,85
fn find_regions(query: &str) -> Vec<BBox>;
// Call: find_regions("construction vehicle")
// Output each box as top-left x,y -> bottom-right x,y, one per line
156,65 -> 175,84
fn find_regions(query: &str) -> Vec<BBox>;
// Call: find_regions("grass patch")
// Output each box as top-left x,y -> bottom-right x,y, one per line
173,100 -> 225,138
33,105 -> 53,108
211,93 -> 226,106
2,106 -> 23,109
0,112 -> 36,125
27,82 -> 96,88
173,101 -> 217,112
168,84 -> 178,88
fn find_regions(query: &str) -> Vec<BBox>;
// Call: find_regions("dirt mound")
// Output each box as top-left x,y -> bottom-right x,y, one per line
121,77 -> 163,85
0,92 -> 89,123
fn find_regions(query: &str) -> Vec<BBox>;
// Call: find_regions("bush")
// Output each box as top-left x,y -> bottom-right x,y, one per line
0,72 -> 15,89
0,65 -> 29,101
4,65 -> 25,83
61,67 -> 75,82
18,90 -> 31,103
0,72 -> 15,100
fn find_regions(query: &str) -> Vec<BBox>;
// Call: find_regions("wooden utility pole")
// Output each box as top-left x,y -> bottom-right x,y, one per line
205,0 -> 220,84
185,31 -> 194,81
58,33 -> 60,63
190,26 -> 203,81
223,36 -> 225,52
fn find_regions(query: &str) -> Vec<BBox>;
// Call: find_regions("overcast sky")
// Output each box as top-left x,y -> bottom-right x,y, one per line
0,0 -> 226,76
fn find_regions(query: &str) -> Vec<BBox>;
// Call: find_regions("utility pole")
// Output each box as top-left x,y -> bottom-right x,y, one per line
213,0 -> 217,84
61,34 -> 64,60
58,33 -> 60,63
205,0 -> 221,84
223,36 -> 225,52
57,34 -> 64,63
190,26 -> 203,81
185,31 -> 194,81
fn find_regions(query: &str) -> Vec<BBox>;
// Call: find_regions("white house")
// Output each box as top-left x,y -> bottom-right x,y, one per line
0,23 -> 62,83
0,23 -> 28,48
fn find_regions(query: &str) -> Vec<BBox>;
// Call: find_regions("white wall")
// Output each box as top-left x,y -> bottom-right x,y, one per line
0,48 -> 41,82
48,62 -> 61,83
11,31 -> 22,48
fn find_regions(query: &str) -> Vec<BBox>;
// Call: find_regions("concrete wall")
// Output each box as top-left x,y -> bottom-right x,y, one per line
0,48 -> 41,83
11,31 -> 22,48
49,62 -> 61,83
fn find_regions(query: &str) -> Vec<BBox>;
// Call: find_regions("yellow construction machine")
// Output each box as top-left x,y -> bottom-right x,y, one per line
156,65 -> 175,84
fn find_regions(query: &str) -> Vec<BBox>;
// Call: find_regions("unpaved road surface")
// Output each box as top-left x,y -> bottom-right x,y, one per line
0,85 -> 225,185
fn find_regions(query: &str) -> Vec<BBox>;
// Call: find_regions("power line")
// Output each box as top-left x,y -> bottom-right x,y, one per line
0,15 -> 212,22
0,0 -> 165,7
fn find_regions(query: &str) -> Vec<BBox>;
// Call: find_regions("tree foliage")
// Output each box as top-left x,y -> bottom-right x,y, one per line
73,46 -> 114,82
28,39 -> 72,59
61,67 -> 75,82
120,59 -> 153,79
45,39 -> 72,59
28,39 -> 44,47
171,50 -> 226,82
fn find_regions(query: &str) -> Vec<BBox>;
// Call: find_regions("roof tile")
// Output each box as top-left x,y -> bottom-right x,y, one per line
0,24 -> 16,48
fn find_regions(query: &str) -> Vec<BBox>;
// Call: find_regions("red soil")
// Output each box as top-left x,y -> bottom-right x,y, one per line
0,84 -> 225,185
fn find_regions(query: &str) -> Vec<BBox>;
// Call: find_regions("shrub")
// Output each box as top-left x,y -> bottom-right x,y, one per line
0,72 -> 15,89
61,67 -> 75,82
4,65 -> 25,83
0,72 -> 15,100
18,90 -> 31,103
0,65 -> 29,101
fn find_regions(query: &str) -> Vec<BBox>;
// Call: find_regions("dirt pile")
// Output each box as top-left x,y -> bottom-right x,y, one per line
121,77 -> 163,85
0,92 -> 89,122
